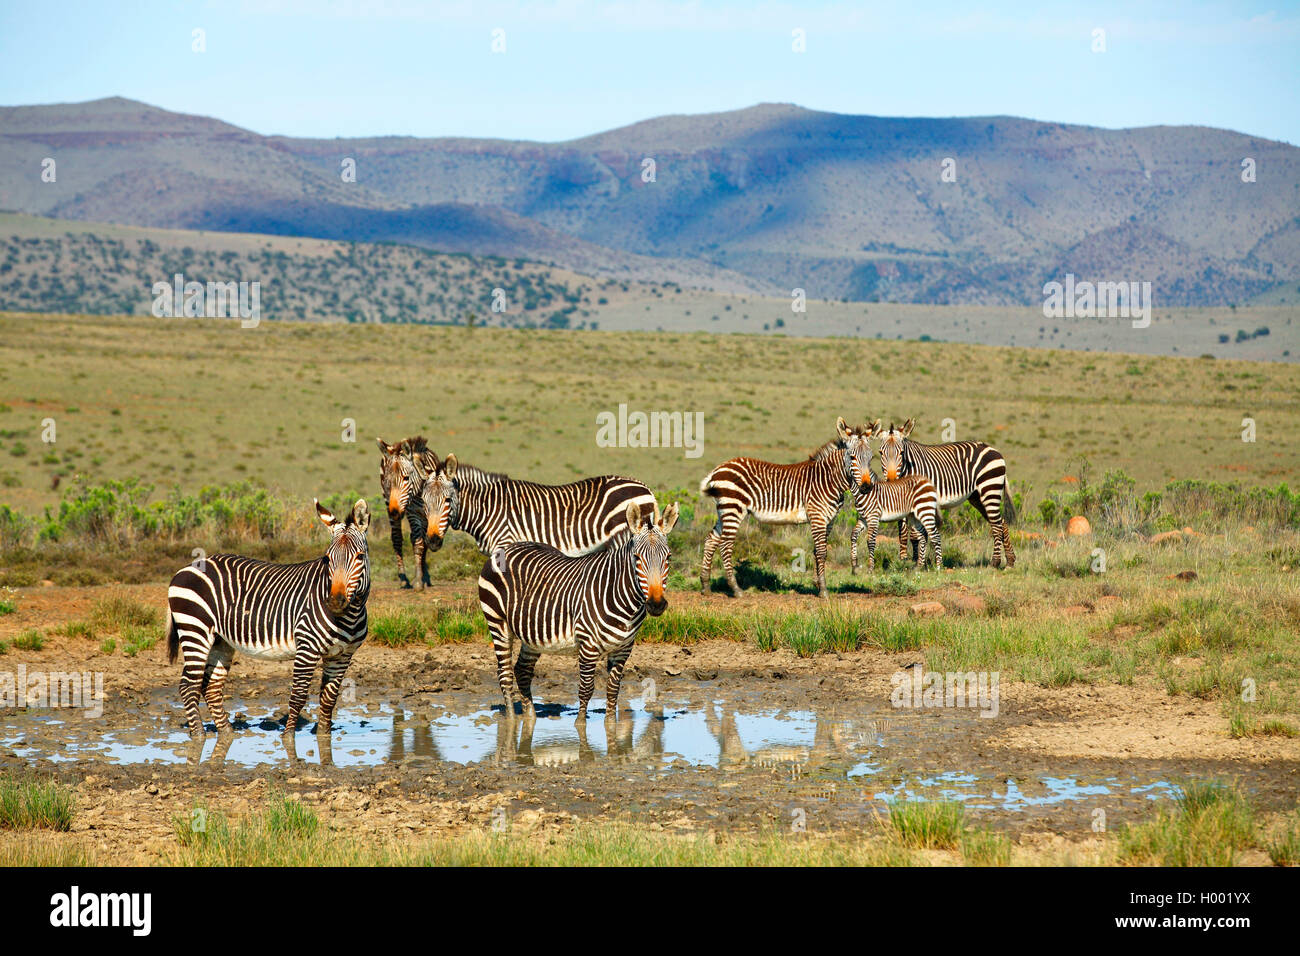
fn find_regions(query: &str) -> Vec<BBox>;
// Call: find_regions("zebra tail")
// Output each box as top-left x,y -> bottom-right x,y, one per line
166,606 -> 180,664
1002,478 -> 1016,525
699,468 -> 721,496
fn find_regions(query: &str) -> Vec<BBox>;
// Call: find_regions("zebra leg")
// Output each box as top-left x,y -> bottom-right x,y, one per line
810,516 -> 829,598
391,513 -> 409,588
931,521 -> 943,571
177,630 -> 215,738
317,652 -> 355,735
201,640 -> 236,737
605,646 -> 633,720
413,534 -> 429,589
575,639 -> 601,723
700,524 -> 722,594
1000,521 -> 1016,568
850,518 -> 862,574
866,517 -> 880,574
912,517 -> 928,571
284,649 -> 321,736
898,520 -> 910,563
513,645 -> 541,721
487,619 -> 518,718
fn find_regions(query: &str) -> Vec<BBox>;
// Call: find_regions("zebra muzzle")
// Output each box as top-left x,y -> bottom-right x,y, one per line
425,530 -> 444,551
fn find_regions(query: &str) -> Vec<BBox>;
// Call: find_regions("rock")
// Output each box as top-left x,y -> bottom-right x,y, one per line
693,668 -> 718,681
1062,604 -> 1092,616
664,666 -> 682,676
1150,531 -> 1183,545
1066,516 -> 1091,536
40,579 -> 55,587
1170,570 -> 1198,582
909,601 -> 946,617
1181,527 -> 1204,538
946,594 -> 987,614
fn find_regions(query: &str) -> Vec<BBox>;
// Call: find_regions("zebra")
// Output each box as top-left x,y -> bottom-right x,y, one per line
698,417 -> 873,598
478,500 -> 678,724
377,436 -> 429,588
166,498 -> 372,742
411,449 -> 656,557
849,443 -> 942,573
879,419 -> 1016,568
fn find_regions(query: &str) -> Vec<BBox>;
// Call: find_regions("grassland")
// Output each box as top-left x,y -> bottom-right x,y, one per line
1,312 -> 1297,522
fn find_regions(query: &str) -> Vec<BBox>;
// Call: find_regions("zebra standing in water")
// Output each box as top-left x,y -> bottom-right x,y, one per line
879,419 -> 1016,568
166,498 -> 371,742
478,500 -> 678,723
849,424 -> 942,572
699,417 -> 873,598
377,436 -> 429,588
412,450 -> 655,556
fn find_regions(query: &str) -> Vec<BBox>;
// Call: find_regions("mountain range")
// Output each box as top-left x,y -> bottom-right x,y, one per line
1,97 -> 1297,306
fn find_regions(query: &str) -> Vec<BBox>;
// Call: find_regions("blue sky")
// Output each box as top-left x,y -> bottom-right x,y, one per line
2,1 -> 1297,144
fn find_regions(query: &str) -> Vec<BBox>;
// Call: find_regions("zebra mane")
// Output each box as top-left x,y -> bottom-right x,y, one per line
809,437 -> 846,461
402,435 -> 428,456
452,460 -> 509,485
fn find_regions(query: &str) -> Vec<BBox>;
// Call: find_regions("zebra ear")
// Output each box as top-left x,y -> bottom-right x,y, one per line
626,501 -> 643,534
414,451 -> 437,479
376,438 -> 389,454
659,502 -> 680,535
902,418 -> 915,438
869,419 -> 881,436
444,454 -> 458,479
315,499 -> 337,527
351,499 -> 370,533
836,416 -> 850,440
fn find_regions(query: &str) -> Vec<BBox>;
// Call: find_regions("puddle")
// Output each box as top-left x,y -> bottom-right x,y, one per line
0,689 -> 1185,814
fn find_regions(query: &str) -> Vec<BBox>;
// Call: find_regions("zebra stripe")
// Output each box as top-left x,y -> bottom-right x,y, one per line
850,472 -> 942,572
478,500 -> 678,722
699,417 -> 873,598
377,436 -> 429,588
880,418 -> 1016,568
166,499 -> 371,740
413,450 -> 656,557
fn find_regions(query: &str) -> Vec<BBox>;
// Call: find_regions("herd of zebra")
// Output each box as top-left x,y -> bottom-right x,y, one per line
165,418 -> 1014,743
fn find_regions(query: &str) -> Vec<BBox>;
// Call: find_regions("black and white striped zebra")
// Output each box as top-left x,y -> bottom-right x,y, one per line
377,436 -> 429,588
850,459 -> 942,573
412,450 -> 656,556
478,500 -> 679,723
698,417 -> 873,598
879,419 -> 1016,568
166,499 -> 372,741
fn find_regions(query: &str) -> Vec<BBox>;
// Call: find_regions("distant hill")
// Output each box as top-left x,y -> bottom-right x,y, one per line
1,97 -> 1297,305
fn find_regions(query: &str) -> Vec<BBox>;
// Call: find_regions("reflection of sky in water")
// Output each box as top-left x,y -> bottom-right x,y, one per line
0,696 -> 1182,812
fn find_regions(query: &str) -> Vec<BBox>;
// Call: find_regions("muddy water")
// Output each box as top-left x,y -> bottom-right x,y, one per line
1,687 -> 1185,819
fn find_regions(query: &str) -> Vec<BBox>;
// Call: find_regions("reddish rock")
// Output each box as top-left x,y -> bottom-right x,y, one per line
909,601 -> 946,617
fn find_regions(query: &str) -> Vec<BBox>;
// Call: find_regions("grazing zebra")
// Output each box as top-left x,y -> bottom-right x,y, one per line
478,500 -> 678,723
879,419 -> 1016,568
166,498 -> 372,740
412,450 -> 656,556
850,464 -> 942,573
698,417 -> 874,598
377,436 -> 429,588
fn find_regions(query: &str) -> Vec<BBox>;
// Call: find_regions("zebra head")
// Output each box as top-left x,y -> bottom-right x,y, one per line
316,498 -> 371,616
834,416 -> 875,487
376,437 -> 423,520
879,418 -> 915,481
626,500 -> 679,616
857,419 -> 884,486
413,450 -> 458,552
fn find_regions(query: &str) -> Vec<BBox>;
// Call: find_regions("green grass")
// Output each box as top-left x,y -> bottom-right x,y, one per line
98,638 -> 116,655
368,605 -> 487,647
1119,782 -> 1256,866
121,625 -> 159,658
54,620 -> 95,640
91,595 -> 160,630
887,801 -> 965,850
0,778 -> 75,831
960,829 -> 1013,866
1265,814 -> 1300,866
11,630 -> 44,651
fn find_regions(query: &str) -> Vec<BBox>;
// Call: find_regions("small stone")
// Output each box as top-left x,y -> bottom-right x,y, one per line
1066,516 -> 1091,536
909,601 -> 946,617
946,594 -> 987,614
1149,531 -> 1183,545
664,666 -> 682,676
40,579 -> 55,587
